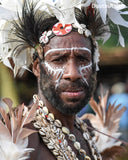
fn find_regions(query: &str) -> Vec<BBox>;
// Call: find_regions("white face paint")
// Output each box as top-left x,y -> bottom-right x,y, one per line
44,47 -> 91,57
79,62 -> 92,86
44,61 -> 64,89
43,47 -> 92,88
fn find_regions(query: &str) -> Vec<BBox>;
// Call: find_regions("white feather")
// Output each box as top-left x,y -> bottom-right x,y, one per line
0,0 -> 24,13
96,0 -> 107,24
0,136 -> 34,160
93,128 -> 122,152
0,0 -> 128,76
39,0 -> 82,27
117,25 -> 125,47
108,8 -> 128,28
106,0 -> 126,10
119,11 -> 128,15
0,7 -> 17,20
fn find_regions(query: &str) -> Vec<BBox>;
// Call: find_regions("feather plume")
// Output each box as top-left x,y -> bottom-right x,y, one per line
101,146 -> 127,160
81,90 -> 126,153
0,98 -> 37,160
0,0 -> 128,76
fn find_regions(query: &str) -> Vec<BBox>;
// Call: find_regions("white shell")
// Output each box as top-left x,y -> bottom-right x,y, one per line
81,123 -> 87,131
63,139 -> 68,147
48,113 -> 55,121
71,151 -> 76,158
85,29 -> 91,37
72,23 -> 77,28
78,28 -> 83,34
39,128 -> 46,136
46,132 -> 51,138
36,109 -> 40,115
47,143 -> 54,149
68,134 -> 76,142
47,30 -> 52,36
44,36 -> 49,44
54,119 -> 62,128
41,112 -> 45,118
33,121 -> 41,129
39,36 -> 44,43
60,133 -> 65,140
42,106 -> 48,115
75,117 -> 83,125
83,132 -> 90,140
38,100 -> 43,107
49,139 -> 55,145
79,149 -> 86,155
85,156 -> 91,160
57,128 -> 62,135
74,141 -> 81,150
33,94 -> 39,103
67,146 -> 72,152
81,24 -> 86,29
55,144 -> 60,150
42,137 -> 49,143
57,156 -> 63,160
53,149 -> 59,156
62,127 -> 70,135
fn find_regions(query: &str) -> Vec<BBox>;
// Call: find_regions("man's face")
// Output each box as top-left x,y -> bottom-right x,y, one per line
39,31 -> 96,115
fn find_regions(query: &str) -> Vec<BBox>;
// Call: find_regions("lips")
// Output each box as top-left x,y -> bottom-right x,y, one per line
63,91 -> 84,98
61,87 -> 85,99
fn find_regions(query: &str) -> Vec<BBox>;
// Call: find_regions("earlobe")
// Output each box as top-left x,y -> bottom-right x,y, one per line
32,58 -> 40,77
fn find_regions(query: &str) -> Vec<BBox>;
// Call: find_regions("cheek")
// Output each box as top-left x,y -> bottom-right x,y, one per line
43,61 -> 64,87
79,62 -> 92,86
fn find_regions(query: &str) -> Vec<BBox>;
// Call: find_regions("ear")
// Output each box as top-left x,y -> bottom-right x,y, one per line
32,58 -> 40,77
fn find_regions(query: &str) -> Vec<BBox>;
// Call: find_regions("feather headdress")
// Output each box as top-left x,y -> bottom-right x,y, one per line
81,90 -> 127,159
0,0 -> 128,76
0,98 -> 37,160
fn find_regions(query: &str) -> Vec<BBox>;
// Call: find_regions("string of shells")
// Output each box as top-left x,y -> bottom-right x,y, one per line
33,94 -> 102,160
75,117 -> 102,160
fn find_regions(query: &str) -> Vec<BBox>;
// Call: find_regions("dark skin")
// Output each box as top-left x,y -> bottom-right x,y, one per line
28,32 -> 96,160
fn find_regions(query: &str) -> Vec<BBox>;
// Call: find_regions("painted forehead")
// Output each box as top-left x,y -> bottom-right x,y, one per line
44,47 -> 91,57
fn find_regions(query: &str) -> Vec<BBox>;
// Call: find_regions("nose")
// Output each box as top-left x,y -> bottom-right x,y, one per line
62,59 -> 82,81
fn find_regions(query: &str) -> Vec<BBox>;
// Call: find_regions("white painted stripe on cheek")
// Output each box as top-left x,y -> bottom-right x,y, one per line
79,62 -> 92,86
44,61 -> 64,89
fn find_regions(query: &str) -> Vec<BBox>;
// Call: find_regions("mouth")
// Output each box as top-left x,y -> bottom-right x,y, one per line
61,88 -> 85,100
62,91 -> 84,99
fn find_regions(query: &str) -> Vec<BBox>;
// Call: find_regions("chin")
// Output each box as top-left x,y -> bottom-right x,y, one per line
55,99 -> 88,115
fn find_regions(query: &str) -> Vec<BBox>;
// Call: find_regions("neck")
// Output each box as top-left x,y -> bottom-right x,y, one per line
38,90 -> 75,130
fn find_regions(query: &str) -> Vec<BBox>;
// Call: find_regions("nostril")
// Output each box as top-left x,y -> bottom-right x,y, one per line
62,67 -> 82,81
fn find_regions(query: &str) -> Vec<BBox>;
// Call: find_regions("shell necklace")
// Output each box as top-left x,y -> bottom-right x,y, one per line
33,94 -> 102,160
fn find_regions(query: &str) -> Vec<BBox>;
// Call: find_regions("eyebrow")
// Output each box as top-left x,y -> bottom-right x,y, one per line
44,47 -> 91,57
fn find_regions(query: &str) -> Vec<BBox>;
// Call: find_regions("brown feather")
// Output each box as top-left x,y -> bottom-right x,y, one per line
1,98 -> 37,144
21,103 -> 36,126
15,103 -> 37,143
89,97 -> 103,121
0,107 -> 11,133
17,103 -> 24,126
3,98 -> 13,110
0,120 -> 11,139
101,146 -> 126,160
18,128 -> 37,140
81,88 -> 127,157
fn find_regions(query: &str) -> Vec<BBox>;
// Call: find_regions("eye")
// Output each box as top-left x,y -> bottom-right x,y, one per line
52,57 -> 63,62
51,56 -> 67,64
78,55 -> 90,62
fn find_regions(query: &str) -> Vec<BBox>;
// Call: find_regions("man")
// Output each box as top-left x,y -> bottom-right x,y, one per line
0,0 -> 128,160
29,31 -> 98,160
